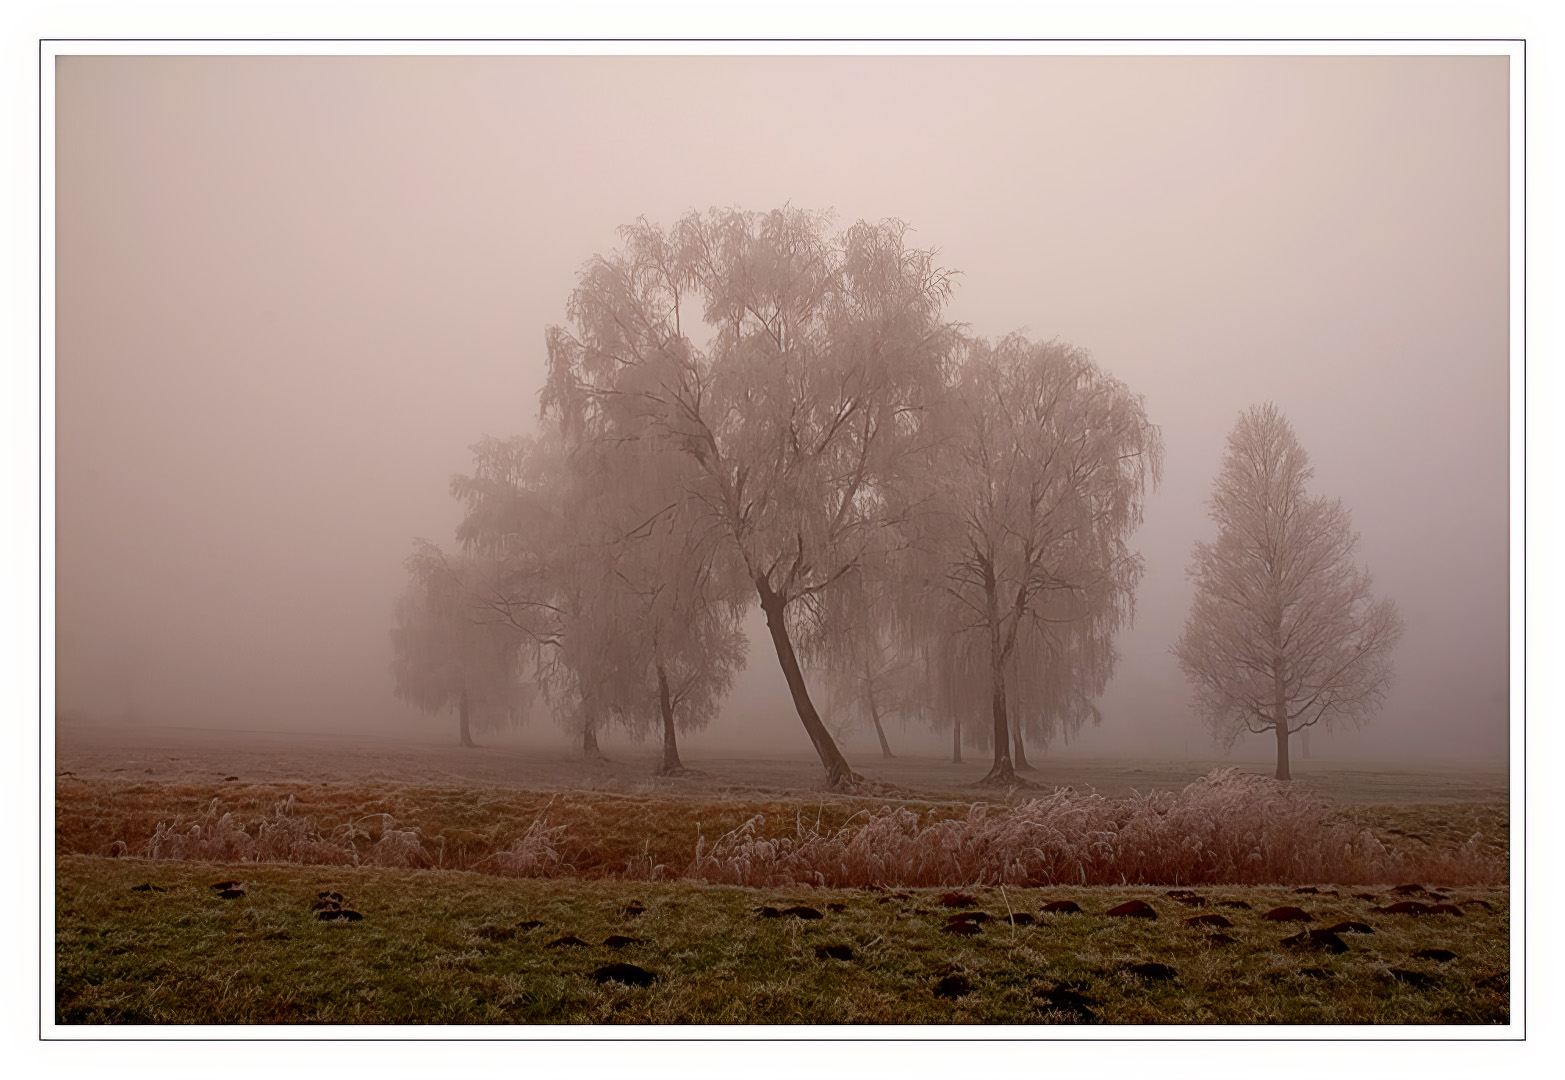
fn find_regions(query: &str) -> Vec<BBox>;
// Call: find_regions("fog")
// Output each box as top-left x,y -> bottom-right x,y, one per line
53,54 -> 1510,765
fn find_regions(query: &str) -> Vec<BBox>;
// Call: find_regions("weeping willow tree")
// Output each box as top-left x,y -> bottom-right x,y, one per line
541,207 -> 962,790
389,542 -> 534,748
907,334 -> 1162,786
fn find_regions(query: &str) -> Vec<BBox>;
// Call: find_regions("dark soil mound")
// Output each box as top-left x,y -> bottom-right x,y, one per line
946,911 -> 993,925
941,920 -> 982,937
940,892 -> 977,907
1126,962 -> 1178,981
1412,948 -> 1458,962
1041,900 -> 1083,914
826,903 -> 847,913
1323,921 -> 1374,935
592,963 -> 657,987
317,908 -> 362,922
1033,986 -> 1097,1021
1262,906 -> 1312,922
1374,901 -> 1433,915
814,944 -> 854,961
603,935 -> 643,948
620,902 -> 646,917
217,888 -> 245,900
1425,904 -> 1464,916
1104,900 -> 1157,919
1292,886 -> 1322,895
933,974 -> 972,999
1185,913 -> 1233,929
780,906 -> 823,920
209,880 -> 242,891
1390,884 -> 1429,896
516,920 -> 544,931
546,935 -> 589,948
1172,895 -> 1207,907
130,883 -> 166,892
1202,933 -> 1238,947
1006,912 -> 1035,927
754,906 -> 781,918
1282,929 -> 1348,953
1215,900 -> 1251,910
1353,892 -> 1379,902
1388,968 -> 1437,989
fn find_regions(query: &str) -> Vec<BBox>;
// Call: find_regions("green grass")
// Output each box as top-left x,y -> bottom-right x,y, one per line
57,855 -> 1509,1026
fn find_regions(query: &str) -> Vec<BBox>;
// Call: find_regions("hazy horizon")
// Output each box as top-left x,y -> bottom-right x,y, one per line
53,54 -> 1512,766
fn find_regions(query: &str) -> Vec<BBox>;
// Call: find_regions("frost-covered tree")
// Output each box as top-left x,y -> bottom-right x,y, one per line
910,335 -> 1162,785
544,207 -> 960,789
389,541 -> 532,747
450,428 -> 641,760
1174,403 -> 1404,780
569,432 -> 750,776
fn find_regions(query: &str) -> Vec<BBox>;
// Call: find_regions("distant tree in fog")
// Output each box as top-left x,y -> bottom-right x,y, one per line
450,429 -> 636,760
806,572 -> 922,760
564,427 -> 750,776
544,207 -> 961,790
390,541 -> 532,748
1174,403 -> 1404,781
905,335 -> 1161,785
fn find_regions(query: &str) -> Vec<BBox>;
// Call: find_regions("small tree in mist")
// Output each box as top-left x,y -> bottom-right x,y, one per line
544,207 -> 961,790
1174,403 -> 1404,781
451,429 -> 640,760
569,430 -> 750,776
389,542 -> 532,748
806,572 -> 922,760
909,335 -> 1161,786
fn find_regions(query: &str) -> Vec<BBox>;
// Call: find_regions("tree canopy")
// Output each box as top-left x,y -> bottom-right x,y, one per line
1173,403 -> 1404,780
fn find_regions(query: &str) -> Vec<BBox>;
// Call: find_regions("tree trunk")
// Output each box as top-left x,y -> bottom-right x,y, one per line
655,664 -> 686,776
756,578 -> 859,789
1013,721 -> 1034,772
1273,665 -> 1290,781
952,716 -> 963,763
979,572 -> 1016,786
458,688 -> 476,749
867,683 -> 894,759
583,711 -> 606,762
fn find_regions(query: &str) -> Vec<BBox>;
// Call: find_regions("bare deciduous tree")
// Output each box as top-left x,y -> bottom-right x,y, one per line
911,335 -> 1162,786
1174,403 -> 1404,781
390,541 -> 532,748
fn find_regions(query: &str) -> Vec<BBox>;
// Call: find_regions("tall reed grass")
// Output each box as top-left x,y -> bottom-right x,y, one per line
114,770 -> 1501,887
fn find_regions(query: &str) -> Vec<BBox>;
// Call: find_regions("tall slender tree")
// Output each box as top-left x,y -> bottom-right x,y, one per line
1174,404 -> 1403,780
910,335 -> 1162,785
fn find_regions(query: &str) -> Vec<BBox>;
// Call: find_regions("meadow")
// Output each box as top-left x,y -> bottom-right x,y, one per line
53,725 -> 1511,1027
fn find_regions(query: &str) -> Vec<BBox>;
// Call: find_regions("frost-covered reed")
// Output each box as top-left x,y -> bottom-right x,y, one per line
684,769 -> 1502,888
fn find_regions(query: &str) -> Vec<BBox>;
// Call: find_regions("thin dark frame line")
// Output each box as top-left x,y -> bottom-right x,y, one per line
37,39 -> 1526,1042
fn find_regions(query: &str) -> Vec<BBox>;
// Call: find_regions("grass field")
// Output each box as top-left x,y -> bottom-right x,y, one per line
52,725 -> 1512,1027
56,856 -> 1508,1025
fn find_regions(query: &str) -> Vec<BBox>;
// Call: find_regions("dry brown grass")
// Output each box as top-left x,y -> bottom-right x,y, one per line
60,768 -> 1505,888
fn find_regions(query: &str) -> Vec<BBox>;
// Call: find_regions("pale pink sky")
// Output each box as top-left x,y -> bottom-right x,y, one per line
54,55 -> 1510,761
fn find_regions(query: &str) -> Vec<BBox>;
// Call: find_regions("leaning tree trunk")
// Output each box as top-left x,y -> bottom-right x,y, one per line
756,578 -> 859,790
655,664 -> 686,776
867,683 -> 894,759
952,716 -> 963,763
1012,721 -> 1033,772
458,688 -> 476,749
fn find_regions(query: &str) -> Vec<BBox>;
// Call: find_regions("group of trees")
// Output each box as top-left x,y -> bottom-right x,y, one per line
390,207 -> 1401,786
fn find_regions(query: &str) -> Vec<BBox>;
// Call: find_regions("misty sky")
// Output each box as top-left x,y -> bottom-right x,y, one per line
53,54 -> 1511,762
